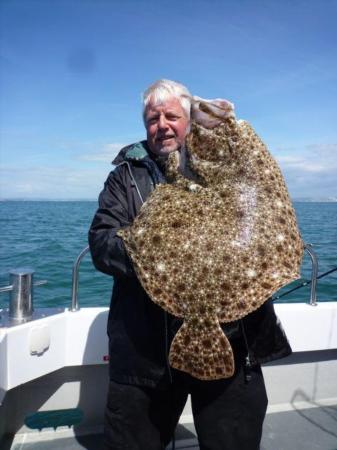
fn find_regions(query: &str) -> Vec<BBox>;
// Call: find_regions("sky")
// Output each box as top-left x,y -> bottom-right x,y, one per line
0,0 -> 336,200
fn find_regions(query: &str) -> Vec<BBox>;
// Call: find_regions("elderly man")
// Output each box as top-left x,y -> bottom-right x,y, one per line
89,79 -> 291,450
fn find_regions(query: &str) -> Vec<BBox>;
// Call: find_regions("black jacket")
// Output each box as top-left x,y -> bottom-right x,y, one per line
89,141 -> 292,388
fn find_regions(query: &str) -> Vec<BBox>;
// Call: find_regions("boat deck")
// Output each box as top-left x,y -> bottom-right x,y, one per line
4,405 -> 337,450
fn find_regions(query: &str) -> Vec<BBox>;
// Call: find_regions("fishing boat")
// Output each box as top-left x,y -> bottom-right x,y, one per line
0,245 -> 336,450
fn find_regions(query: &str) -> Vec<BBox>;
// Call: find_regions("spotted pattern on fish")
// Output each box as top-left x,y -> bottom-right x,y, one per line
118,98 -> 303,380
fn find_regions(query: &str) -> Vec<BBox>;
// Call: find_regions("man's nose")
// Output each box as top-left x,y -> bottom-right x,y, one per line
158,114 -> 169,129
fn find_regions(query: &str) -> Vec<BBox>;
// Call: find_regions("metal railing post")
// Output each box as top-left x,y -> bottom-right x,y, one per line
70,245 -> 90,312
304,244 -> 318,306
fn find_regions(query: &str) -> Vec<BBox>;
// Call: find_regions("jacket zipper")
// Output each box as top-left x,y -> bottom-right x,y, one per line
240,319 -> 252,383
121,159 -> 173,384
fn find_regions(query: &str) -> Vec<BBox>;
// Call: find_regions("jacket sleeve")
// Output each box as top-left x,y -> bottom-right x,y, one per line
88,167 -> 135,278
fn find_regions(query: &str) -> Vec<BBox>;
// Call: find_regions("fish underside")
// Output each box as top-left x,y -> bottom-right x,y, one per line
119,100 -> 303,381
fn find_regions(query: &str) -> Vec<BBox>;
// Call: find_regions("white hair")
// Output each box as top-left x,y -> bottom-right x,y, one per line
142,79 -> 192,122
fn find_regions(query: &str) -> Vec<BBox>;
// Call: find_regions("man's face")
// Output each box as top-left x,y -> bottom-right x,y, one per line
145,97 -> 190,157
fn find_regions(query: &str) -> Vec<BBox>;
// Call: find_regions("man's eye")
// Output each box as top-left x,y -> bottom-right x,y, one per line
147,117 -> 158,124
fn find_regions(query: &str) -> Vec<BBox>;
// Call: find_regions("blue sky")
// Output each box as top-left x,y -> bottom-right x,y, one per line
1,0 -> 336,200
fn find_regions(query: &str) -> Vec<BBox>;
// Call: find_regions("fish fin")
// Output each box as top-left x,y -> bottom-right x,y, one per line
169,317 -> 235,380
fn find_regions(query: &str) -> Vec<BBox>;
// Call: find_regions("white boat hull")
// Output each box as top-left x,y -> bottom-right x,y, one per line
1,303 -> 337,449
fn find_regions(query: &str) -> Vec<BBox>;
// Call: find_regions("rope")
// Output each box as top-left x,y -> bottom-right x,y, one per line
272,266 -> 337,301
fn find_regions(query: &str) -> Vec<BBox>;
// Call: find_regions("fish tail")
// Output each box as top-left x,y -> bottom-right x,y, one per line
169,316 -> 235,380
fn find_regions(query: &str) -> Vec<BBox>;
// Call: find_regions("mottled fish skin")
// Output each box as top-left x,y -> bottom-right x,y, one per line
118,98 -> 303,380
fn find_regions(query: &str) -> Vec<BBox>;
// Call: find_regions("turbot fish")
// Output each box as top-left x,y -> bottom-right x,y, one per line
118,97 -> 303,380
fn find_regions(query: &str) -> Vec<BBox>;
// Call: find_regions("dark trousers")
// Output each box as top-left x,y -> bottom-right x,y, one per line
104,358 -> 268,450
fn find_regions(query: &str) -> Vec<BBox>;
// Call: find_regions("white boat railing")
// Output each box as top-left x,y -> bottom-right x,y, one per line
67,242 -> 320,312
69,245 -> 90,312
303,243 -> 318,306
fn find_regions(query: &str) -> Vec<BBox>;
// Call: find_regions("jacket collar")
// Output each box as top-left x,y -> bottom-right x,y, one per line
112,141 -> 150,165
112,141 -> 167,185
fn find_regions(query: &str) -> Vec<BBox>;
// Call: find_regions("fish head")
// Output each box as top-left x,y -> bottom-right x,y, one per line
187,97 -> 237,161
191,96 -> 235,129
175,96 -> 240,185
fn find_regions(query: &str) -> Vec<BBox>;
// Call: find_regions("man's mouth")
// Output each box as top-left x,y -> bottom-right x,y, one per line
157,136 -> 175,142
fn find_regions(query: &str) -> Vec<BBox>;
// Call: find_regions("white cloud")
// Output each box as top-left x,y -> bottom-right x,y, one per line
1,142 -> 336,200
13,183 -> 35,193
0,165 -> 112,199
276,155 -> 331,173
0,140 -> 133,199
275,143 -> 337,173
79,143 -> 126,162
274,143 -> 337,198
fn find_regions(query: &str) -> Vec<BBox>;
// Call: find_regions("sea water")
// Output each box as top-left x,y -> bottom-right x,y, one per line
0,201 -> 336,309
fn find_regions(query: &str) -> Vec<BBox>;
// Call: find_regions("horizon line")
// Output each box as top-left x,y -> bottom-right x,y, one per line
1,197 -> 337,203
